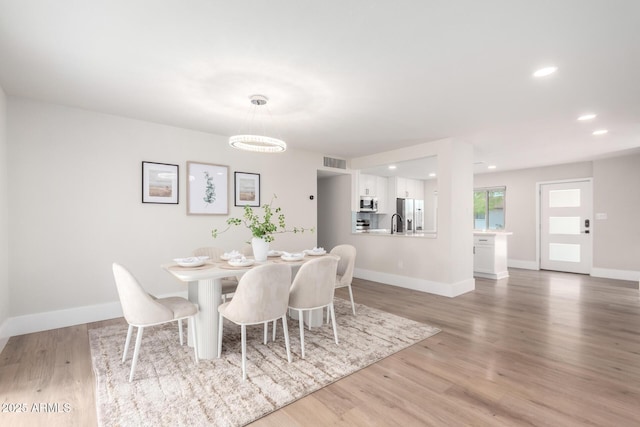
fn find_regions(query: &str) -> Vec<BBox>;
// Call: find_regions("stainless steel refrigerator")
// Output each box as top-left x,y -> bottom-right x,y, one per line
396,198 -> 425,233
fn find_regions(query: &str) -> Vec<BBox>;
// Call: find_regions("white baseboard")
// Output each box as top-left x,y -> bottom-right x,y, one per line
508,259 -> 539,270
354,268 -> 475,298
4,291 -> 187,339
591,267 -> 640,283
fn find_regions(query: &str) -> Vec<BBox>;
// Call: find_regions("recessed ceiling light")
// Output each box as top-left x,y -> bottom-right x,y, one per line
388,165 -> 397,170
533,66 -> 558,78
577,114 -> 597,121
428,172 -> 436,177
488,165 -> 497,170
592,129 -> 608,136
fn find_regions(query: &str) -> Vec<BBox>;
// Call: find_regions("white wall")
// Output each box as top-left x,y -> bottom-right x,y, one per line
6,98 -> 320,333
0,85 -> 9,350
474,157 -> 640,280
592,154 -> 640,278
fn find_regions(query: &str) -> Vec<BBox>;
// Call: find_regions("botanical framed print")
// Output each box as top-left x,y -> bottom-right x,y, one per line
234,172 -> 261,207
142,161 -> 179,204
187,161 -> 229,215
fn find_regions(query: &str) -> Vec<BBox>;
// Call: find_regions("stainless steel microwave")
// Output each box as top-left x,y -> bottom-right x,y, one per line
359,196 -> 378,212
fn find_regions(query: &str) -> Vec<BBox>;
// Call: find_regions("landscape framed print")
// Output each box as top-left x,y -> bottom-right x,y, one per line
234,172 -> 260,207
187,161 -> 229,215
142,161 -> 179,204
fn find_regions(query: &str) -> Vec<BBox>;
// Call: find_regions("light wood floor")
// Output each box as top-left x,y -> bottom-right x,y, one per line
2,269 -> 639,426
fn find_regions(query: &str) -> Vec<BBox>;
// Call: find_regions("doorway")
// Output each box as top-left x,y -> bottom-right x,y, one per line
539,179 -> 593,274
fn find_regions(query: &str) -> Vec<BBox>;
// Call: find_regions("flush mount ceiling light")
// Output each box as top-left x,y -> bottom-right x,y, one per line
592,129 -> 608,136
229,95 -> 287,153
578,113 -> 597,121
533,66 -> 558,77
488,165 -> 497,170
388,165 -> 397,170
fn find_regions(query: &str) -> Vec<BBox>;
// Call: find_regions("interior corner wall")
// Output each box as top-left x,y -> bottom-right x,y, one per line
317,174 -> 353,251
0,85 -> 9,348
592,153 -> 640,275
6,97 -> 321,329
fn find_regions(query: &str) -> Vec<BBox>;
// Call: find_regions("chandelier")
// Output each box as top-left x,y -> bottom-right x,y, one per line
229,95 -> 287,153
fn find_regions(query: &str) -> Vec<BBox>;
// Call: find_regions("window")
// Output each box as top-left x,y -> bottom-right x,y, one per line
474,187 -> 505,230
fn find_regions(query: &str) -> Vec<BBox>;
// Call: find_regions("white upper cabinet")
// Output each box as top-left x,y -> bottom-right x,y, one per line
359,173 -> 377,196
395,177 -> 425,199
376,175 -> 389,214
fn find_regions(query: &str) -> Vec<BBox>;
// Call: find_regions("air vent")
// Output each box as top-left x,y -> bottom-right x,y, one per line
323,156 -> 346,169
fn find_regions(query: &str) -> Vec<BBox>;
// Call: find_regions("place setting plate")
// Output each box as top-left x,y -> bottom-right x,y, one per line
221,257 -> 256,269
172,256 -> 213,269
220,251 -> 243,261
280,252 -> 305,262
304,247 -> 327,256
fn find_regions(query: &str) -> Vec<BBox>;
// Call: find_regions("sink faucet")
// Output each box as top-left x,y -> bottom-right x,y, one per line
390,213 -> 403,234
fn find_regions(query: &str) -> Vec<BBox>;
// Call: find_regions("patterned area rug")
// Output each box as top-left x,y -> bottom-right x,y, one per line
89,298 -> 440,426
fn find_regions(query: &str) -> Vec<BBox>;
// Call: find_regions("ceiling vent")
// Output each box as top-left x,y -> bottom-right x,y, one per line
323,156 -> 347,169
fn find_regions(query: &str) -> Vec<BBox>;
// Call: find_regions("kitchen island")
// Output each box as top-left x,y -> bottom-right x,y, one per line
473,231 -> 512,279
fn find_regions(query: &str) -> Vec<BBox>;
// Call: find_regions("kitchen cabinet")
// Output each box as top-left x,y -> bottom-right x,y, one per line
375,176 -> 389,213
395,177 -> 425,200
358,173 -> 389,214
473,232 -> 511,279
359,173 -> 377,196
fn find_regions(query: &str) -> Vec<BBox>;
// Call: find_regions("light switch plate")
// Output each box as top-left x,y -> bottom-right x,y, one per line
595,213 -> 608,220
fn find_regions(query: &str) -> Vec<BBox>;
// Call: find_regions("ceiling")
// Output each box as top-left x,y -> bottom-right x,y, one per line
1,1 -> 639,173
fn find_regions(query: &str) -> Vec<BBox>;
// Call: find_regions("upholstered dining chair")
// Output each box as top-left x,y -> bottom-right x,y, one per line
112,263 -> 199,382
288,256 -> 339,359
329,244 -> 357,319
217,263 -> 292,380
192,247 -> 238,302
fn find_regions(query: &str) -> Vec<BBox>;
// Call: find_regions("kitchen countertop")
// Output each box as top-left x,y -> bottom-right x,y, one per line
473,230 -> 513,235
354,229 -> 437,238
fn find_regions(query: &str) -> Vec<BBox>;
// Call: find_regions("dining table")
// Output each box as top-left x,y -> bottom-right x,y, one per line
162,254 -> 331,360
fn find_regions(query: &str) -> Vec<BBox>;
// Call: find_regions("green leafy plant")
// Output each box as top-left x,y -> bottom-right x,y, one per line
203,171 -> 216,205
212,194 -> 314,243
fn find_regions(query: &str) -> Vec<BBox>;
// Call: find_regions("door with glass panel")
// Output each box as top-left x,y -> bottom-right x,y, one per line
540,180 -> 592,274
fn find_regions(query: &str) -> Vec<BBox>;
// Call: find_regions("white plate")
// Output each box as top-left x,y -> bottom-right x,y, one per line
220,252 -> 242,261
305,249 -> 326,256
268,250 -> 283,257
174,256 -> 208,267
281,253 -> 305,262
228,259 -> 255,267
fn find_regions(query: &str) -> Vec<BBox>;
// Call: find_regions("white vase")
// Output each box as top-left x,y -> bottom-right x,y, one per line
251,237 -> 269,262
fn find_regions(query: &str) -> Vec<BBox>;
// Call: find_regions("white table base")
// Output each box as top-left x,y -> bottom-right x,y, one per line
187,278 -> 222,360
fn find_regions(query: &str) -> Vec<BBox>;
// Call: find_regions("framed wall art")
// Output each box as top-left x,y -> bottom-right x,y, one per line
142,161 -> 179,204
234,172 -> 261,207
187,161 -> 229,215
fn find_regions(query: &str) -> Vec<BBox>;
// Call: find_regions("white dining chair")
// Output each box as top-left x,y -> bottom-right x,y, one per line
112,263 -> 199,382
192,246 -> 238,302
288,256 -> 339,359
328,244 -> 357,321
217,263 -> 292,380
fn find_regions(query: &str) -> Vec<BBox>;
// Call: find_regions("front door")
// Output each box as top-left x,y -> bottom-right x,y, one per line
540,180 -> 592,274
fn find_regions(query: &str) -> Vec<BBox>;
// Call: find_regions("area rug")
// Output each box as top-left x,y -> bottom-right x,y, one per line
89,298 -> 440,426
